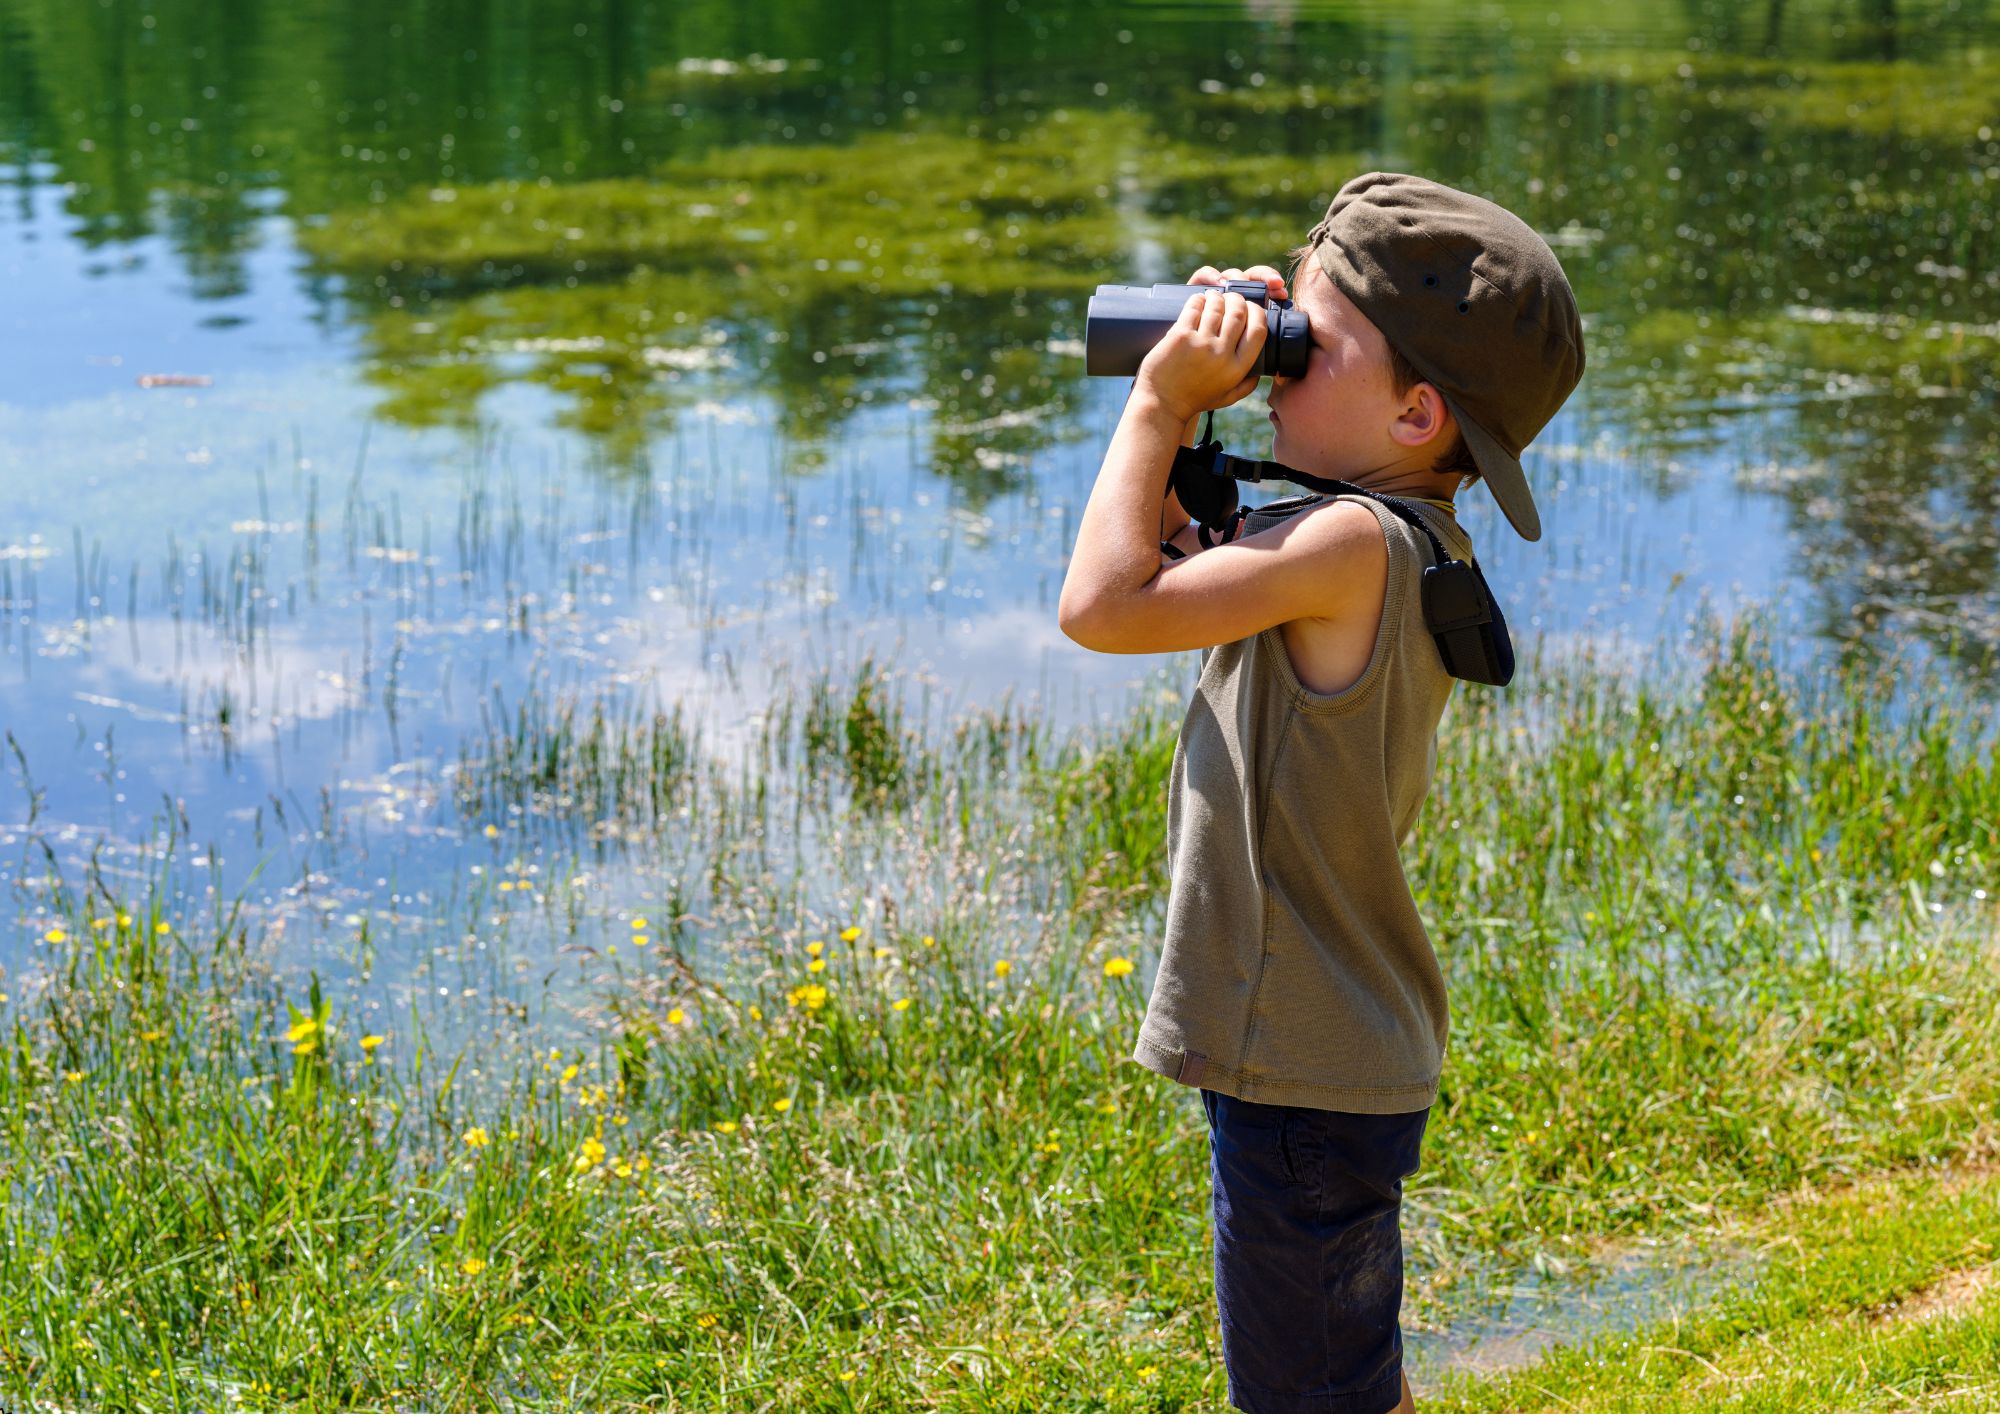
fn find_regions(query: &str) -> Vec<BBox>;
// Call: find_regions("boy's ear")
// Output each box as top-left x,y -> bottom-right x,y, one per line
1388,381 -> 1453,450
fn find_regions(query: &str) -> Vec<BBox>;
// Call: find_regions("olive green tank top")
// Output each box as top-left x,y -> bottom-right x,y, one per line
1129,491 -> 1472,1114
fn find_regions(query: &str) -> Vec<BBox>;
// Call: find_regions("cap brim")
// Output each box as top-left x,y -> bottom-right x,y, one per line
1442,392 -> 1542,543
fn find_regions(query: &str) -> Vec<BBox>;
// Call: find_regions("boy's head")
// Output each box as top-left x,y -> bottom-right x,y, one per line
1272,172 -> 1585,541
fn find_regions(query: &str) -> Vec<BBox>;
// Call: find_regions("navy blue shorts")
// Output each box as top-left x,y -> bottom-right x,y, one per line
1202,1088 -> 1430,1414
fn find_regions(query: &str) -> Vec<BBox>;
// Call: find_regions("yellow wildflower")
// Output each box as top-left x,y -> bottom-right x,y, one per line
873,946 -> 891,958
772,1096 -> 792,1113
748,1005 -> 763,1021
498,880 -> 514,892
1137,1364 -> 1159,1378
922,934 -> 936,947
839,1369 -> 857,1382
695,1312 -> 720,1329
44,927 -> 65,943
632,916 -> 649,930
575,1136 -> 607,1170
562,1064 -> 579,1083
994,959 -> 1013,978
64,1070 -> 83,1083
667,1007 -> 685,1024
807,958 -> 826,974
840,925 -> 862,942
463,1127 -> 491,1148
892,998 -> 912,1012
806,940 -> 825,957
461,1256 -> 486,1276
483,824 -> 500,838
1103,957 -> 1135,978
283,1016 -> 318,1044
140,1029 -> 164,1042
715,1120 -> 739,1134
154,921 -> 171,935
360,1034 -> 386,1052
615,1162 -> 633,1178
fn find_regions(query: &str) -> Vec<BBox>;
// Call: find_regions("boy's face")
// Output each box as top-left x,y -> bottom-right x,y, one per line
1267,261 -> 1447,481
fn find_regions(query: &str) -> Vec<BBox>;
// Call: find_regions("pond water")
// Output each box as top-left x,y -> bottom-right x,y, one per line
1,2 -> 1996,1062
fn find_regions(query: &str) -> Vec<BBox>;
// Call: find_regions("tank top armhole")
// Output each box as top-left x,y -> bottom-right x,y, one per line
1260,495 -> 1413,714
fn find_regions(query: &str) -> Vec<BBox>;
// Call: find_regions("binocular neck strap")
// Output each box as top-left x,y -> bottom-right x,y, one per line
1176,411 -> 1457,569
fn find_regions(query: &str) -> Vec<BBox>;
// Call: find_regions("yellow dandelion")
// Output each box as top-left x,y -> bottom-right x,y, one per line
715,1120 -> 738,1134
461,1256 -> 486,1276
772,1096 -> 793,1113
463,1127 -> 491,1148
282,1017 -> 318,1044
482,824 -> 500,838
64,1070 -> 83,1083
1103,957 -> 1135,978
561,1063 -> 579,1083
838,1369 -> 857,1382
749,1005 -> 763,1021
994,959 -> 1013,978
806,940 -> 824,957
800,984 -> 827,1010
873,946 -> 891,958
840,925 -> 862,942
696,1312 -> 720,1329
632,916 -> 649,930
154,921 -> 171,935
807,958 -> 826,973
667,1007 -> 685,1024
360,1034 -> 386,1052
892,997 -> 912,1012
44,927 -> 65,943
922,934 -> 936,947
615,1162 -> 633,1178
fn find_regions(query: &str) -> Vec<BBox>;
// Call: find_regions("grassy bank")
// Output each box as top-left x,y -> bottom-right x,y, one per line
1,613 -> 1995,1410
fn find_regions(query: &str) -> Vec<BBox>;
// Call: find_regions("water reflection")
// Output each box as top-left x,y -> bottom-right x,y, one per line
1,0 -> 1992,1028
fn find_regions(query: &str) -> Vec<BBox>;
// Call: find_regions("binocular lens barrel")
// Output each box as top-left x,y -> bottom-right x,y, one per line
1084,281 -> 1311,380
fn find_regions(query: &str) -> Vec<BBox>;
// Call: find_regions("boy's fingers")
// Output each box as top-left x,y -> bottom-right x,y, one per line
1242,263 -> 1288,298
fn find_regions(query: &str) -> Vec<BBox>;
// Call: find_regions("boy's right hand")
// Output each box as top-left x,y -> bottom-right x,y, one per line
1174,265 -> 1289,443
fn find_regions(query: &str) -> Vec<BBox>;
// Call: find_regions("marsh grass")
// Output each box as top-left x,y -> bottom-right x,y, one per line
2,611 -> 1996,1409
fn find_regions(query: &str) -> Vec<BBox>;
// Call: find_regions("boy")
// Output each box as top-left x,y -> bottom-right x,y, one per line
1057,172 -> 1584,1414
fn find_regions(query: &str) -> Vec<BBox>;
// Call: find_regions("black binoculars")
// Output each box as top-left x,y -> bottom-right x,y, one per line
1083,279 -> 1312,380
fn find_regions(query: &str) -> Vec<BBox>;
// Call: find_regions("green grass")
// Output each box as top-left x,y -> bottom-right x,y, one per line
1,611 -> 1996,1409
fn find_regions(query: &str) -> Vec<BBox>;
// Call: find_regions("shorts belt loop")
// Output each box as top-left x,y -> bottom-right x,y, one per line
1176,1049 -> 1208,1087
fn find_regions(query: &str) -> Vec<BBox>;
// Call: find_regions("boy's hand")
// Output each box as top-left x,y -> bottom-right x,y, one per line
1136,262 -> 1288,424
1134,265 -> 1288,427
1187,264 -> 1289,303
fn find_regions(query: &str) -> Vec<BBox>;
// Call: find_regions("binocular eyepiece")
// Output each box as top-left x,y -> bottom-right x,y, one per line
1083,279 -> 1312,380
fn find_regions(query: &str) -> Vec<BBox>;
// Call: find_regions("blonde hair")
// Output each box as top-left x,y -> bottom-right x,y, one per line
1283,242 -> 1481,484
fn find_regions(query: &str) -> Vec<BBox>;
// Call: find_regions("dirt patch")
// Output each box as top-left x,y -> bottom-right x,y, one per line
1870,1261 -> 2000,1327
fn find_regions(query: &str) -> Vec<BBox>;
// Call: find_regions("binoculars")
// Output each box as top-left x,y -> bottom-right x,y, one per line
1083,279 -> 1312,380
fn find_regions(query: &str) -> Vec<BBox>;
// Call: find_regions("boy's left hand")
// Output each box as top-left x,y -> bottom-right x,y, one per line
1133,288 -> 1268,426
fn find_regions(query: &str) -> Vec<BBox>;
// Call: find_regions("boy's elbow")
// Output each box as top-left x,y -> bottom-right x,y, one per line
1057,590 -> 1099,648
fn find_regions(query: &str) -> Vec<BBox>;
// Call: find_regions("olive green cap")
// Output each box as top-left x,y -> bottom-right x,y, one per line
1307,171 -> 1585,542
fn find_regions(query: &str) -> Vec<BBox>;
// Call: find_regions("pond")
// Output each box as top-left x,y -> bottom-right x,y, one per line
1,0 -> 1996,1063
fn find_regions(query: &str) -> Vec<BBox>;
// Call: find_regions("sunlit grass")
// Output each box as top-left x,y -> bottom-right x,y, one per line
2,611 -> 1995,1407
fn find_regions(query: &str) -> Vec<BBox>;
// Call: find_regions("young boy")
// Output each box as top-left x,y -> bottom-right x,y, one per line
1058,172 -> 1584,1414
